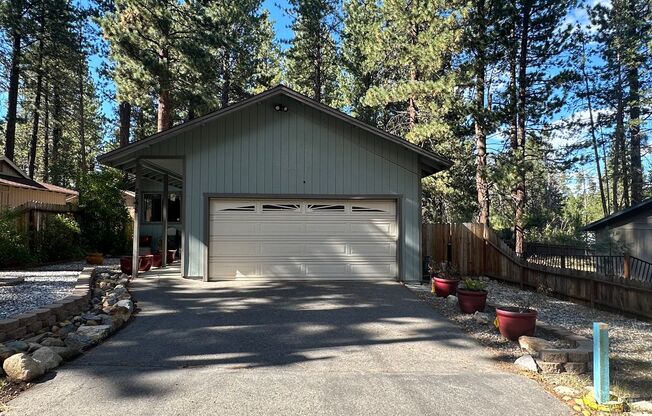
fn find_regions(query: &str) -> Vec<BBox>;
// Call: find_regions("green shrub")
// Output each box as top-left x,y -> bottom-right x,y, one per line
0,209 -> 33,268
78,170 -> 131,255
34,214 -> 84,262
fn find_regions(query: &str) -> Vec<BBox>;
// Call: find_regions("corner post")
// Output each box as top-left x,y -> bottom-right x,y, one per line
162,173 -> 169,268
593,322 -> 610,404
132,160 -> 141,279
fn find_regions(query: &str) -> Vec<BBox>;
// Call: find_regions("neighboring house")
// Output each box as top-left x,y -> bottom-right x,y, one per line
0,156 -> 78,209
98,86 -> 451,281
583,197 -> 652,262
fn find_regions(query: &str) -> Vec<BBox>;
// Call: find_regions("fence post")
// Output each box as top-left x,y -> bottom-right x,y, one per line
623,254 -> 631,279
560,255 -> 566,269
593,322 -> 610,404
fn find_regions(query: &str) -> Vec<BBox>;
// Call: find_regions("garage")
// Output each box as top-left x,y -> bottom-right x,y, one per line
208,198 -> 398,280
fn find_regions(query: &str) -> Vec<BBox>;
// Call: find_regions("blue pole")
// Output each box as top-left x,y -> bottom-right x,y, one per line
593,322 -> 610,404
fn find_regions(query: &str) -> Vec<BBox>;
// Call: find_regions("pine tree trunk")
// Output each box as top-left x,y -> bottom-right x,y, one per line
628,65 -> 642,204
78,25 -> 87,174
28,40 -> 45,179
580,44 -> 608,216
157,49 -> 172,132
314,40 -> 322,102
43,82 -> 50,182
4,29 -> 22,161
52,87 -> 62,185
514,0 -> 530,256
119,101 -> 131,146
221,55 -> 231,108
474,0 -> 489,224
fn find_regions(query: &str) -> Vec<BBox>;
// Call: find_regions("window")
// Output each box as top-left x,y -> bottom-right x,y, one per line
143,194 -> 162,222
142,193 -> 183,223
262,204 -> 301,212
221,205 -> 256,212
307,204 -> 345,212
352,205 -> 385,213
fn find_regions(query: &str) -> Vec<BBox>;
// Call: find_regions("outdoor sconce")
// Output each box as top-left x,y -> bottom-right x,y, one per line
274,104 -> 288,112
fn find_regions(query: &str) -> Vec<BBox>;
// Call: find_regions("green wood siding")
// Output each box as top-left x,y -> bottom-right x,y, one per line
139,96 -> 423,281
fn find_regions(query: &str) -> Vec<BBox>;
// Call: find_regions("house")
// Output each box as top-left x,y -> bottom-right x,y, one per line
583,197 -> 652,262
97,86 -> 451,281
0,156 -> 78,209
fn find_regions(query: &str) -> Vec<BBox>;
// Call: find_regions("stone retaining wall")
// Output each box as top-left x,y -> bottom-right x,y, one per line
534,323 -> 593,375
0,268 -> 93,342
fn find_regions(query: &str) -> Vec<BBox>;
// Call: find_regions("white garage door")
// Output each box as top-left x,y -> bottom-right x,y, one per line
208,199 -> 398,280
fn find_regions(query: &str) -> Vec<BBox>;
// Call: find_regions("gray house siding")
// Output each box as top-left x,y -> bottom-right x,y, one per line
138,96 -> 423,281
596,212 -> 652,262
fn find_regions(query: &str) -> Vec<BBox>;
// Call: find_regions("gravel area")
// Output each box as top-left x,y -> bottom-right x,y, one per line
407,278 -> 652,399
0,259 -> 121,320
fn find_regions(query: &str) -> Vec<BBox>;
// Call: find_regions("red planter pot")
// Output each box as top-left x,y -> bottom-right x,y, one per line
495,307 -> 537,341
152,252 -> 163,268
432,277 -> 459,298
120,255 -> 154,275
457,289 -> 487,314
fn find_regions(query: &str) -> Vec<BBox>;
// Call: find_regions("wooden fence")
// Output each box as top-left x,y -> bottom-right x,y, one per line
422,223 -> 652,320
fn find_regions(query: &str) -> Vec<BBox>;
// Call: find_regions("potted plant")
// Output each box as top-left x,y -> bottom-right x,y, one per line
430,261 -> 460,298
120,255 -> 154,274
457,278 -> 488,314
495,290 -> 540,341
86,252 -> 104,265
152,251 -> 163,268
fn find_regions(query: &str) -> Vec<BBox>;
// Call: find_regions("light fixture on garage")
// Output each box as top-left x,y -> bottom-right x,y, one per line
274,104 -> 288,112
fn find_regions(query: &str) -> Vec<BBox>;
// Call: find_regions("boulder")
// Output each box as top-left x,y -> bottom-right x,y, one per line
5,340 -> 29,353
48,346 -> 81,361
76,325 -> 111,343
445,295 -> 458,305
25,333 -> 49,343
27,342 -> 42,353
518,336 -> 553,357
64,332 -> 94,350
58,323 -> 77,339
110,300 -> 133,321
630,400 -> 652,413
553,386 -> 580,397
113,285 -> 127,297
514,354 -> 539,372
31,346 -> 63,371
2,353 -> 44,382
40,337 -> 65,347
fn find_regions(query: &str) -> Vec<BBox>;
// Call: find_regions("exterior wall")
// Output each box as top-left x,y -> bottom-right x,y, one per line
603,212 -> 652,262
1,186 -> 70,209
139,96 -> 423,282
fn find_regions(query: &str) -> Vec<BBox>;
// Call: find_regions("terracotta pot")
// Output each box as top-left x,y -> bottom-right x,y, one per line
432,277 -> 459,298
152,252 -> 163,268
495,306 -> 537,341
86,253 -> 104,265
120,255 -> 154,274
457,289 -> 487,314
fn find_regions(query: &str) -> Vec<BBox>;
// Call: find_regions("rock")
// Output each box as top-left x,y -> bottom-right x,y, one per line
630,400 -> 652,413
2,353 -> 44,382
473,311 -> 489,324
518,336 -> 553,357
81,312 -> 100,321
5,340 -> 29,352
514,354 -> 539,372
554,386 -> 580,397
64,333 -> 94,350
0,344 -> 14,360
113,285 -> 127,297
25,333 -> 49,343
445,295 -> 458,305
27,342 -> 42,353
58,324 -> 77,338
537,361 -> 564,374
48,346 -> 81,361
31,346 -> 63,371
110,299 -> 134,321
76,325 -> 111,343
40,337 -> 65,347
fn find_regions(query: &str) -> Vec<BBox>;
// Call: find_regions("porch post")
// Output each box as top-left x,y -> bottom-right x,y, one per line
162,173 -> 169,267
132,160 -> 141,279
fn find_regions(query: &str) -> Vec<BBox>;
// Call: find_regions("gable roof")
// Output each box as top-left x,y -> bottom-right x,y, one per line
98,85 -> 453,176
583,197 -> 652,231
0,157 -> 78,196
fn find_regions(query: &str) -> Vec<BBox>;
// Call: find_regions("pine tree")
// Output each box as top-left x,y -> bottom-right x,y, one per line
285,0 -> 341,105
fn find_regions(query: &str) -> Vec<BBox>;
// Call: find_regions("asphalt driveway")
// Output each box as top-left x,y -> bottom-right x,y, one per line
6,268 -> 568,415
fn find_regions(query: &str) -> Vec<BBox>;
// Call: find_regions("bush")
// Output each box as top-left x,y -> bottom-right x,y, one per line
0,209 -> 33,268
78,170 -> 131,255
34,214 -> 84,262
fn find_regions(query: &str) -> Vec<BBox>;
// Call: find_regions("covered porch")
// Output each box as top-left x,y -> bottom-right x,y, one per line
114,157 -> 185,278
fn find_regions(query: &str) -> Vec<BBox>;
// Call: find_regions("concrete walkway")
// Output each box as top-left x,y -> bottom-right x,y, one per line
6,269 -> 569,415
